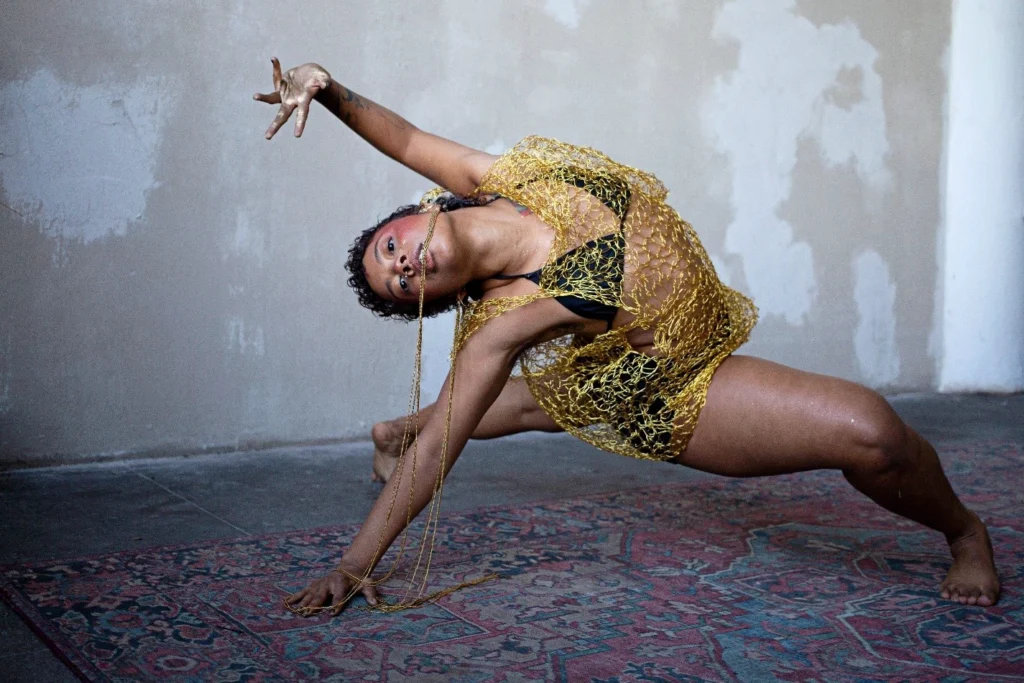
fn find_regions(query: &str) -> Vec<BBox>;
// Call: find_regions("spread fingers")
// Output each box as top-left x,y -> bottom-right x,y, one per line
271,57 -> 282,91
294,98 -> 311,137
265,103 -> 295,140
253,91 -> 282,105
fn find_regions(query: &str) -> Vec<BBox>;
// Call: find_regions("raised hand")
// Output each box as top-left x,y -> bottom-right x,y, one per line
253,58 -> 332,139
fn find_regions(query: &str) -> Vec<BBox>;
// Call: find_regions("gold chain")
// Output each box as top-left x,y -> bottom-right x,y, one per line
285,205 -> 497,617
287,134 -> 758,617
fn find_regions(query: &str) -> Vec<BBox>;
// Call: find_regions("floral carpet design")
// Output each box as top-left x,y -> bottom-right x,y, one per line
3,442 -> 1022,681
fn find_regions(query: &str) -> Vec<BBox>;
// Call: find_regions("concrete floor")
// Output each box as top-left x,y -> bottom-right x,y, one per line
1,393 -> 1021,681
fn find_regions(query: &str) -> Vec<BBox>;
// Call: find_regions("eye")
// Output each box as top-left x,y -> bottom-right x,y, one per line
399,276 -> 408,292
387,237 -> 395,253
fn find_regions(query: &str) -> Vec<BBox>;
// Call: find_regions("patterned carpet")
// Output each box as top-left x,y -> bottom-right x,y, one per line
3,442 -> 1022,682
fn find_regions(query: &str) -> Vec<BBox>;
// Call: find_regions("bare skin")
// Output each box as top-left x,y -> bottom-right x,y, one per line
372,359 -> 999,606
371,377 -> 559,482
684,356 -> 999,607
256,59 -> 999,614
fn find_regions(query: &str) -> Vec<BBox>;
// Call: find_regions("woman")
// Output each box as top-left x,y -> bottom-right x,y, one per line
254,60 -> 999,615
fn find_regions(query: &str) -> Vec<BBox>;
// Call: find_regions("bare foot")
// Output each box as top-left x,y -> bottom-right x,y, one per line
371,420 -> 405,483
940,511 -> 1000,606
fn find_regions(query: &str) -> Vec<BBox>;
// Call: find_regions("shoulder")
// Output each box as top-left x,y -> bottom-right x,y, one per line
479,136 -> 667,200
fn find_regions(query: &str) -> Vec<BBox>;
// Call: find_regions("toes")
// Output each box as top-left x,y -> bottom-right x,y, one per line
978,594 -> 994,607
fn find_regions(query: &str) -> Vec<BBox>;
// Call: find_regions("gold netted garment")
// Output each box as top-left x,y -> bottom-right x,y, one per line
457,135 -> 758,459
291,136 -> 759,615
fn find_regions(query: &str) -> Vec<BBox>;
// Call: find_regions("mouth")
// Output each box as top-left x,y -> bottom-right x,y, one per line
415,243 -> 434,274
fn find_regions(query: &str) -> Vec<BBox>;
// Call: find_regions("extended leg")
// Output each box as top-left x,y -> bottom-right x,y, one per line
372,377 -> 560,481
681,355 -> 999,606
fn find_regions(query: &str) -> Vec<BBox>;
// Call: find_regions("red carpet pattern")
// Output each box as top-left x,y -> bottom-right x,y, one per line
3,442 -> 1022,681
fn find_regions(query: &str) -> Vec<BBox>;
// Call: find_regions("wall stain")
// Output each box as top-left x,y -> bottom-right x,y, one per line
704,0 -> 891,326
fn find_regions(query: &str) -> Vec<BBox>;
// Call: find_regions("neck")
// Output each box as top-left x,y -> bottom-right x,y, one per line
447,203 -> 544,282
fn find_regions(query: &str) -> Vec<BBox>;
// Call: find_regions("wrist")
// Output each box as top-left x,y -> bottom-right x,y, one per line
335,552 -> 372,577
313,78 -> 338,104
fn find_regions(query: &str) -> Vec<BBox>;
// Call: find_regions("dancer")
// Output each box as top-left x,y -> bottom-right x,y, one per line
253,60 -> 1000,614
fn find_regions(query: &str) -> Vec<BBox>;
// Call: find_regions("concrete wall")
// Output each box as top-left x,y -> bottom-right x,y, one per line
1,0 -> 954,464
940,0 -> 1024,392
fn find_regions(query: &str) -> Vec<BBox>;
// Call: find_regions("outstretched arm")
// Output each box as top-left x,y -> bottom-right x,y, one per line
285,318 -> 527,615
255,59 -> 497,195
344,343 -> 515,572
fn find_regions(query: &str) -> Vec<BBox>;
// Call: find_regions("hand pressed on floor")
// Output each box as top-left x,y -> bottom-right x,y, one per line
284,566 -> 379,617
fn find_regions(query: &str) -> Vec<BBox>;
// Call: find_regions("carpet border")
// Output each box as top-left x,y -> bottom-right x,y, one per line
0,582 -> 96,682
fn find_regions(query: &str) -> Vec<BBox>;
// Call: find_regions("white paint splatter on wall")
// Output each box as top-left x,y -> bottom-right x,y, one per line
705,0 -> 891,325
853,249 -> 900,385
543,0 -> 592,30
485,139 -> 508,156
227,317 -> 266,357
709,254 -> 733,288
228,209 -> 266,266
0,70 -> 168,244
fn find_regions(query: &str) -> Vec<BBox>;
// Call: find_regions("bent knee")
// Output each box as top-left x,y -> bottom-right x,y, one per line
843,391 -> 910,474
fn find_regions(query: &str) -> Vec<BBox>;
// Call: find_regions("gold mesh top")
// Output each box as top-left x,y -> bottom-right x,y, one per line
440,136 -> 758,460
289,136 -> 759,615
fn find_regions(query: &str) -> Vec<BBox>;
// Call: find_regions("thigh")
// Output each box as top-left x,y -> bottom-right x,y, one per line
475,376 -> 562,437
680,355 -> 900,477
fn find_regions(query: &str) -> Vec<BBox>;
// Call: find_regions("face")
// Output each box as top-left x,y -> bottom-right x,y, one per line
362,211 -> 464,305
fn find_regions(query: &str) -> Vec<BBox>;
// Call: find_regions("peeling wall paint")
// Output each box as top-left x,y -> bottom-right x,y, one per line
485,139 -> 508,156
227,317 -> 266,357
853,250 -> 900,385
543,0 -> 592,30
0,69 -> 167,244
704,0 -> 891,326
227,209 -> 267,266
0,1 -> 951,463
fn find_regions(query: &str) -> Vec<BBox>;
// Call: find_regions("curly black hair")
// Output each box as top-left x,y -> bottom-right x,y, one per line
345,194 -> 496,321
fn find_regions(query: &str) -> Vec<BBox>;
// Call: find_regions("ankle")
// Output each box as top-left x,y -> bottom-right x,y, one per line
946,509 -> 983,545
